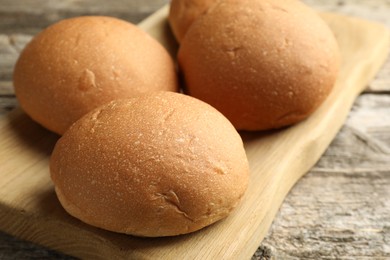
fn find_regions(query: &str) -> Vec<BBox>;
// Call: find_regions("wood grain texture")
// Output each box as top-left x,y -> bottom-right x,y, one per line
0,0 -> 390,259
256,94 -> 390,259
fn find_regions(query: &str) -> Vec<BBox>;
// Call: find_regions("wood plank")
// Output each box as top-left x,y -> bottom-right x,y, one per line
257,93 -> 390,259
0,6 -> 389,259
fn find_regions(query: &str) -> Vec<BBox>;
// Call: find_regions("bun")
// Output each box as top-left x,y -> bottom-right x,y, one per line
169,0 -> 217,42
14,16 -> 178,135
178,0 -> 340,130
50,91 -> 249,237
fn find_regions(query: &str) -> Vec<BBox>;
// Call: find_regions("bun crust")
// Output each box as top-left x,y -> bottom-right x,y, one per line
14,16 -> 178,135
178,0 -> 340,130
50,91 -> 249,237
169,0 -> 218,42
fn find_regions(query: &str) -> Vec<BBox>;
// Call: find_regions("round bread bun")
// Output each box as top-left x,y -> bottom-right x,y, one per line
178,0 -> 340,131
13,16 -> 178,135
50,91 -> 249,237
169,0 -> 218,43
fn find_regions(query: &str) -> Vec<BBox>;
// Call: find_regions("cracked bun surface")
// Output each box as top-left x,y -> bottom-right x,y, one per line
50,91 -> 249,237
178,0 -> 340,131
13,16 -> 178,135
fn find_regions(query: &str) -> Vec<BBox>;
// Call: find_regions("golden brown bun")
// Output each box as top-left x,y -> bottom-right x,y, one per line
169,0 -> 218,42
50,91 -> 249,237
14,16 -> 178,135
178,0 -> 340,131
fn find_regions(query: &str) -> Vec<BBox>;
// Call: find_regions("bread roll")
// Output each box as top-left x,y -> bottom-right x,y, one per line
169,0 -> 218,42
14,16 -> 178,135
178,0 -> 340,131
50,91 -> 249,237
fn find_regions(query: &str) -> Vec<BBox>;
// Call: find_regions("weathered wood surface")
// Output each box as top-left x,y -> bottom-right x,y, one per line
255,94 -> 390,259
0,0 -> 389,259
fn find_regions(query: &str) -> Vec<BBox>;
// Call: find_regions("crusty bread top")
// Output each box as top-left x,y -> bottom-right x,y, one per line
14,16 -> 178,135
50,91 -> 249,237
178,0 -> 340,130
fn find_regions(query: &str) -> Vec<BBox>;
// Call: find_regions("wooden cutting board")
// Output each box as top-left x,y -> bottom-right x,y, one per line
0,5 -> 389,260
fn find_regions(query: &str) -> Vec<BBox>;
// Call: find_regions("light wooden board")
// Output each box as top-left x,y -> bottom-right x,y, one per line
0,5 -> 389,260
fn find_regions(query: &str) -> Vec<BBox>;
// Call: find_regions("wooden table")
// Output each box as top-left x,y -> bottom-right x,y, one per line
1,0 -> 389,259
